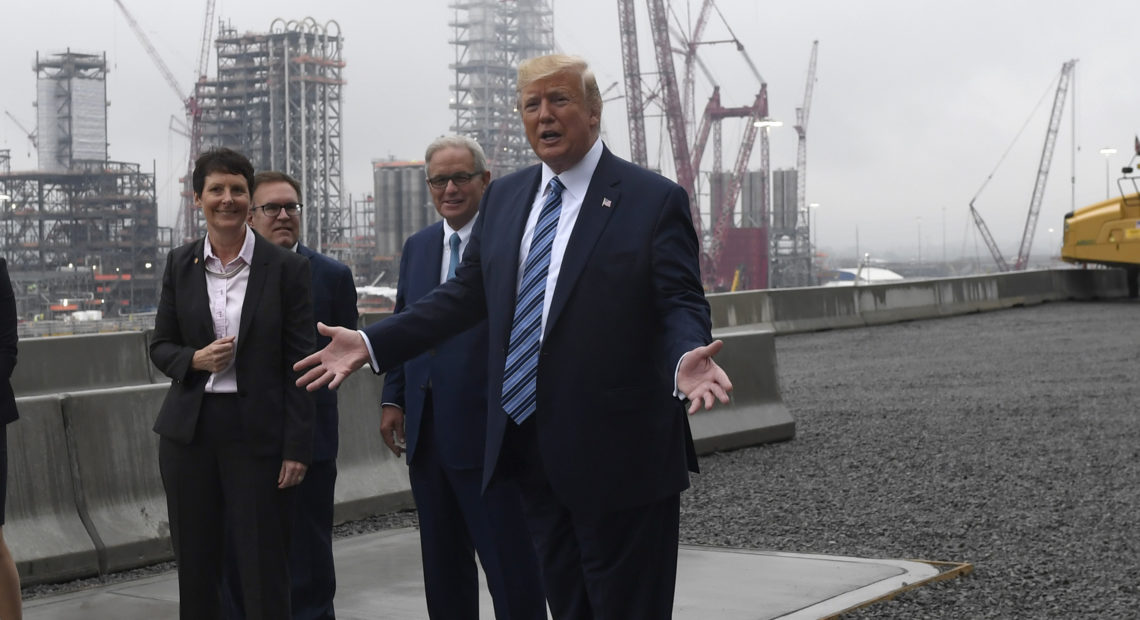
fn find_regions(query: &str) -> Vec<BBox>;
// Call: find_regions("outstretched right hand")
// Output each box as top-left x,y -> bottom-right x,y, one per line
294,322 -> 370,391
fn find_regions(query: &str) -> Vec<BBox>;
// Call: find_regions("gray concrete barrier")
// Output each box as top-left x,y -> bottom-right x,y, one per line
694,329 -> 794,454
332,369 -> 414,524
61,384 -> 171,574
709,268 -> 1130,334
7,395 -> 99,585
11,332 -> 154,396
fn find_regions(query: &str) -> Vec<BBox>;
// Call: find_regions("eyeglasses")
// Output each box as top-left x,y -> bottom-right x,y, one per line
426,172 -> 481,190
253,202 -> 303,217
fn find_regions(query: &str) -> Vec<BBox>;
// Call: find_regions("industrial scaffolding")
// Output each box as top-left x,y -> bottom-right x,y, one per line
0,160 -> 162,315
0,51 -> 163,317
449,0 -> 553,174
192,18 -> 346,262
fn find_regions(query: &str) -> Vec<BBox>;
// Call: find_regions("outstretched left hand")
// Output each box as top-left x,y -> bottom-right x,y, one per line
677,339 -> 733,415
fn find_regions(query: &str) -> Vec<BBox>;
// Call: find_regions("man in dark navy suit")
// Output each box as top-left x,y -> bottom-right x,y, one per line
296,54 -> 732,619
379,135 -> 545,619
224,170 -> 357,620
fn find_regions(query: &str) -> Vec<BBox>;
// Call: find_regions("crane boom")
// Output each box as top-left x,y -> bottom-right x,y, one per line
1014,59 -> 1076,270
195,0 -> 217,82
646,0 -> 695,206
794,41 -> 818,218
970,202 -> 1010,271
3,111 -> 36,148
616,0 -> 648,168
112,0 -> 186,106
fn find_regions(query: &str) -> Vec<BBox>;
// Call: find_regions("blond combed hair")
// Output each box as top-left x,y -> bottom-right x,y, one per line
516,54 -> 603,116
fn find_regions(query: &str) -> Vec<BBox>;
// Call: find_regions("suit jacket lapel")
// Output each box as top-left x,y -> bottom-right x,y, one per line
545,148 -> 620,339
497,167 -> 543,308
236,235 -> 269,354
419,224 -> 444,294
184,238 -> 216,345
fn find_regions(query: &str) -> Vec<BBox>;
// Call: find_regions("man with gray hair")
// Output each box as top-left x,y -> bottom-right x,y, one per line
379,135 -> 545,619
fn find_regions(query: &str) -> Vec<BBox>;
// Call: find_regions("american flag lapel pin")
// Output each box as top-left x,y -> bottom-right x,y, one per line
601,197 -> 612,208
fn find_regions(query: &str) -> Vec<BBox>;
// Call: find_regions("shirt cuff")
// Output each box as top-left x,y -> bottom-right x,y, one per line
359,329 -> 379,373
673,353 -> 687,401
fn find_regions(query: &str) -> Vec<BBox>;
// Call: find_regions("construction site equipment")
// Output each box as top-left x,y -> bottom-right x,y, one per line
112,0 -> 216,245
970,59 -> 1077,271
618,0 -> 770,289
1061,140 -> 1140,296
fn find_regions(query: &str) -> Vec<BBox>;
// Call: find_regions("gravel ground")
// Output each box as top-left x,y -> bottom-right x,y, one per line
23,300 -> 1140,617
680,299 -> 1140,618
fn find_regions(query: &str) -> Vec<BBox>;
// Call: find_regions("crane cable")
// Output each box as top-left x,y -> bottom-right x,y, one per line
969,72 -> 1062,205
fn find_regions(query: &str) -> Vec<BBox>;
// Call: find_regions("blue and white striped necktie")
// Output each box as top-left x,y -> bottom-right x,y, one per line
501,176 -> 565,425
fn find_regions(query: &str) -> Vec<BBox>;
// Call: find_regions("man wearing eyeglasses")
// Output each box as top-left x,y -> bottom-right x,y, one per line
225,171 -> 357,620
379,135 -> 545,619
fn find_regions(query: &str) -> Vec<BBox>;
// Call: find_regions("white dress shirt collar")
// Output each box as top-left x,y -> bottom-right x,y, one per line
203,225 -> 256,266
443,212 -> 478,243
538,137 -> 603,202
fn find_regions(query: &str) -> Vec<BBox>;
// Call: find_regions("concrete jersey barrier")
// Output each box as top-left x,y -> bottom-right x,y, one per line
60,384 -> 172,574
11,331 -> 155,396
6,395 -> 100,585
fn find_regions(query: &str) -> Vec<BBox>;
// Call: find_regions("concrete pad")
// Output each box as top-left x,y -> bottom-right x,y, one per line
23,528 -> 947,619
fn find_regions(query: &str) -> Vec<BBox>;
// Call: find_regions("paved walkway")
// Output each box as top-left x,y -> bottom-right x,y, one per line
24,527 -> 956,619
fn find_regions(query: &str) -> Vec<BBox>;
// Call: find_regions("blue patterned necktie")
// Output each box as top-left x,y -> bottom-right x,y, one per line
446,232 -> 461,280
501,177 -> 565,425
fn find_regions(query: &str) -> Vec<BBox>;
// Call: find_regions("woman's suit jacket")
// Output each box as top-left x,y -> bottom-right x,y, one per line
150,232 -> 316,463
0,258 -> 17,425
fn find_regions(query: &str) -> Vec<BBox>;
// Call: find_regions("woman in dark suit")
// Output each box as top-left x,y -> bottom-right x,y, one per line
150,148 -> 315,619
0,257 -> 21,620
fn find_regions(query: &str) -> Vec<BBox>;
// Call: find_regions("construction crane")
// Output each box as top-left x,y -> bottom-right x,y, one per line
2,110 -> 36,155
794,41 -> 818,231
968,201 -> 1010,271
970,59 -> 1077,271
1014,59 -> 1077,270
619,0 -> 768,287
112,0 -> 216,242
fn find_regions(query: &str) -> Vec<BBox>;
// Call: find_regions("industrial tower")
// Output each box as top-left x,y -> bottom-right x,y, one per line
448,0 -> 554,175
0,51 -> 162,317
194,18 -> 346,261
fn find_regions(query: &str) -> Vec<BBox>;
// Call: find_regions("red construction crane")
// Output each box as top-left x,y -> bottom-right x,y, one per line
617,0 -> 767,288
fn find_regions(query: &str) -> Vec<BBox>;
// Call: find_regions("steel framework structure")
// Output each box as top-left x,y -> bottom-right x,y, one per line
193,19 -> 346,260
0,161 -> 161,312
448,0 -> 553,175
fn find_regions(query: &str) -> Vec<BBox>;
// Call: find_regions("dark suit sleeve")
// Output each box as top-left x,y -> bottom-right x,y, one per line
367,218 -> 487,375
332,263 -> 359,331
0,258 -> 16,381
150,250 -> 199,382
379,240 -> 413,408
282,256 -> 316,463
652,184 -> 713,374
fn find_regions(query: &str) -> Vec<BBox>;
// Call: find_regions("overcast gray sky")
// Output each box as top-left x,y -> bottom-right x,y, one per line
2,1 -> 1137,263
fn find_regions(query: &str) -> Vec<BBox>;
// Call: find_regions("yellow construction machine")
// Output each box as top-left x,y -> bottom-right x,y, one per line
1061,143 -> 1140,297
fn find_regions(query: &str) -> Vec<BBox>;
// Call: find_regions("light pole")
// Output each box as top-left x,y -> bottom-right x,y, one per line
1047,227 -> 1056,260
1099,148 -> 1118,200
